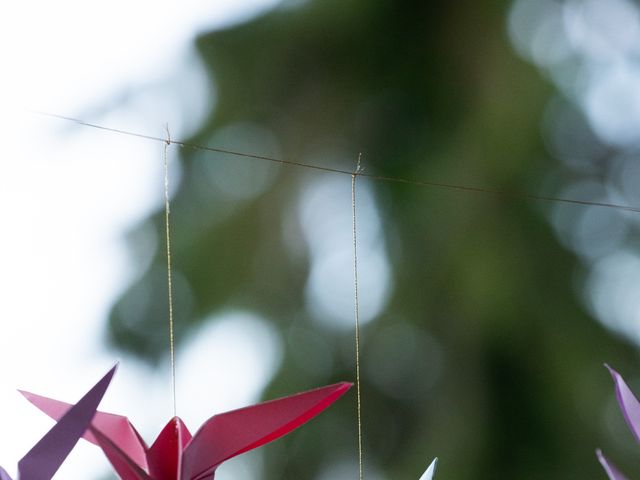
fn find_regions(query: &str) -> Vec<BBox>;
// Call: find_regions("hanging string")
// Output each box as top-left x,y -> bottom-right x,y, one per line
31,110 -> 640,214
352,154 -> 364,480
163,125 -> 178,417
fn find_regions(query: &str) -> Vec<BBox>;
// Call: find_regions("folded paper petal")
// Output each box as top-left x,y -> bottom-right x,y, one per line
147,418 -> 192,480
596,449 -> 629,480
20,390 -> 148,471
17,365 -> 116,480
181,382 -> 352,480
606,365 -> 640,443
23,378 -> 351,480
90,426 -> 152,480
419,458 -> 438,480
0,466 -> 12,480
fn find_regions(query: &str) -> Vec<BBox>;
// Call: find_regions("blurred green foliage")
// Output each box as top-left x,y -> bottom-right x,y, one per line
108,0 -> 640,478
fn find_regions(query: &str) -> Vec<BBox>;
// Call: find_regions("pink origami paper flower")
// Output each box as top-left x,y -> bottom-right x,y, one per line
0,365 -> 116,480
23,379 -> 352,480
597,364 -> 640,480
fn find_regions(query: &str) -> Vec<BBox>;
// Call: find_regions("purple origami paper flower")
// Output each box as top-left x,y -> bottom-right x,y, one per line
597,448 -> 629,480
597,364 -> 640,480
0,365 -> 115,480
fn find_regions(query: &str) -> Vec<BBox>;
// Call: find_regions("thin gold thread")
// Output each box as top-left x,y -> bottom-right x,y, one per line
30,110 -> 640,214
163,125 -> 177,417
352,153 -> 364,480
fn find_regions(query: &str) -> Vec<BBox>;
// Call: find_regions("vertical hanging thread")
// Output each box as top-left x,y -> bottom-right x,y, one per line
352,154 -> 364,480
163,126 -> 177,417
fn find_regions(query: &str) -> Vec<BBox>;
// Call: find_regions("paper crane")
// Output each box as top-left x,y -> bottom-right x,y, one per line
419,458 -> 438,480
596,365 -> 638,480
22,377 -> 352,480
0,365 -> 116,480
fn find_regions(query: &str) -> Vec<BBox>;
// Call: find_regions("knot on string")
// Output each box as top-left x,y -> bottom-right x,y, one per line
164,124 -> 172,146
353,152 -> 364,178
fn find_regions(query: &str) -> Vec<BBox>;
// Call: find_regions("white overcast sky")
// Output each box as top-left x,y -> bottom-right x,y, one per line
0,1 -> 283,478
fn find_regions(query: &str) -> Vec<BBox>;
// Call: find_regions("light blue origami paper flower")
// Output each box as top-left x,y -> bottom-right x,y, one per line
419,458 -> 438,480
597,365 -> 640,480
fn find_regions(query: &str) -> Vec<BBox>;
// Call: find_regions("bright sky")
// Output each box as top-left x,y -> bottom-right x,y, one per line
0,1 -> 282,478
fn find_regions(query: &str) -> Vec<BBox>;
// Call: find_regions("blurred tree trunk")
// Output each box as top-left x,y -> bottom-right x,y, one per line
108,1 -> 638,478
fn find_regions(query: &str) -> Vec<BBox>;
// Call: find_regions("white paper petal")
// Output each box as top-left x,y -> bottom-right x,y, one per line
419,458 -> 438,480
596,449 -> 629,480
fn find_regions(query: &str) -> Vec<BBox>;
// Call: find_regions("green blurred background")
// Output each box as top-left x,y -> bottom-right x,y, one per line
107,0 -> 640,478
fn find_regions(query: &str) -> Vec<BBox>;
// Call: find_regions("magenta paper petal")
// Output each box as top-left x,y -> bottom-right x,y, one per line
147,418 -> 192,480
24,379 -> 351,480
90,426 -> 152,480
0,466 -> 12,480
17,365 -> 116,480
606,365 -> 640,443
596,449 -> 629,480
20,390 -> 148,471
182,382 -> 352,480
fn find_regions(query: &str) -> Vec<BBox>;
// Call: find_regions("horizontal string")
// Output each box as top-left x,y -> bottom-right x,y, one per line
31,110 -> 640,214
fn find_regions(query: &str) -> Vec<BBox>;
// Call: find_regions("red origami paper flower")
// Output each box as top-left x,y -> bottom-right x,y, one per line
22,379 -> 351,480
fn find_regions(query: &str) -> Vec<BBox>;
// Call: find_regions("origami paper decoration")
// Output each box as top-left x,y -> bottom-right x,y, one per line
596,449 -> 628,480
419,458 -> 438,480
23,380 -> 352,480
1,365 -> 116,480
596,365 -> 639,480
